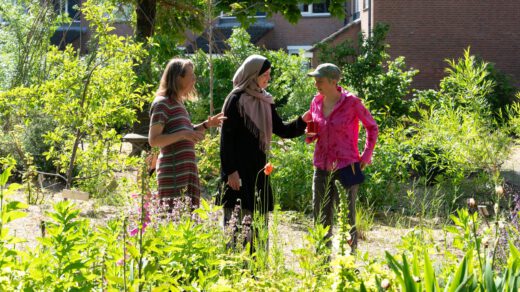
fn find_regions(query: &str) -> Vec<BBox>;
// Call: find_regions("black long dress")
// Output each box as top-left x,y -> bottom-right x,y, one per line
218,92 -> 307,213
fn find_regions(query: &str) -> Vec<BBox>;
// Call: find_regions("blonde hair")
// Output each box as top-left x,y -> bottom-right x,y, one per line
156,58 -> 197,102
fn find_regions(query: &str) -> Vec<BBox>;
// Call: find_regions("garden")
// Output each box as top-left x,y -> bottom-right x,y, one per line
1,0 -> 520,290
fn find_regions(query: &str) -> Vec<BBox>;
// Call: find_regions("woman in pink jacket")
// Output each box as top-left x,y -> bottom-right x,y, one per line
304,63 -> 378,253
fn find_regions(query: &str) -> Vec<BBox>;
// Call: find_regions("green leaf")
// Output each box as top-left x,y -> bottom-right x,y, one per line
0,166 -> 13,186
483,257 -> 497,292
424,250 -> 439,292
2,210 -> 27,224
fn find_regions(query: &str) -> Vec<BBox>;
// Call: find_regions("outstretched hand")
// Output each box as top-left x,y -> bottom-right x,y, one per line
207,112 -> 227,128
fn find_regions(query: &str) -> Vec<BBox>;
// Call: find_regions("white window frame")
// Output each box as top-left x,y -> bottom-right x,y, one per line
298,1 -> 331,17
287,45 -> 313,58
351,0 -> 360,21
219,11 -> 267,19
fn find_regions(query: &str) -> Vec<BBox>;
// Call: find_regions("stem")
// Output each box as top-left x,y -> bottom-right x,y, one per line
137,161 -> 147,292
471,213 -> 483,272
123,217 -> 127,292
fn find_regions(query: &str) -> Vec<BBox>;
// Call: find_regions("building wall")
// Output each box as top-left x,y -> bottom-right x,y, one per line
311,21 -> 361,67
374,0 -> 520,89
257,13 -> 345,50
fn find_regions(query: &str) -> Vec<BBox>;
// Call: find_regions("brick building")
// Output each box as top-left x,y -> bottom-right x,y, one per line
185,2 -> 357,57
314,0 -> 520,89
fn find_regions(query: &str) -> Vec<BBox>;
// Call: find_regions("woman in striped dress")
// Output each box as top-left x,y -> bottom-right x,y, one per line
148,58 -> 225,208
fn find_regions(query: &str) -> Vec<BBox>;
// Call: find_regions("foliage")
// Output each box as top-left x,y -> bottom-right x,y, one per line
0,0 -> 59,173
1,0 -> 147,194
0,0 -> 57,89
270,138 -> 314,212
2,156 -> 520,290
505,94 -> 520,138
216,0 -> 347,25
195,135 -> 222,197
316,23 -> 419,129
0,157 -> 26,290
440,48 -> 518,125
188,27 -> 315,123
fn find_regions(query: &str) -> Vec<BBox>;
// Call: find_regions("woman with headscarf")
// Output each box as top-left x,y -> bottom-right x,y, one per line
218,55 -> 309,242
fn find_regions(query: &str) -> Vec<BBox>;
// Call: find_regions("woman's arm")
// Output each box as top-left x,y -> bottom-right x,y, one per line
148,123 -> 203,147
356,101 -> 379,165
193,112 -> 227,133
271,105 -> 307,139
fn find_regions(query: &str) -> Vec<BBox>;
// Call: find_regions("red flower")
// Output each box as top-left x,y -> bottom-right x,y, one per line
264,162 -> 274,176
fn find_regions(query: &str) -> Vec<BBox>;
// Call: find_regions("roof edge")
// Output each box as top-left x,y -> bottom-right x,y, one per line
309,19 -> 361,52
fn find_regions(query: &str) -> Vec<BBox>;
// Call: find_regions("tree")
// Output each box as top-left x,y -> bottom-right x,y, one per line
1,0 -> 148,190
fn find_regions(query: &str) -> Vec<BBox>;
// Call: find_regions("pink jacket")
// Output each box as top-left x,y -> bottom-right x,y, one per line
306,86 -> 378,171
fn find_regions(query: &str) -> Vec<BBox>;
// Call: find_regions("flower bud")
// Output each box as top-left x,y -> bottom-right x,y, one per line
482,236 -> 489,248
467,198 -> 476,208
495,185 -> 504,197
381,279 -> 391,290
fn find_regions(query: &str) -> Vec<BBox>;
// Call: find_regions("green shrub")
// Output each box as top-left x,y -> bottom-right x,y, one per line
270,138 -> 314,212
316,23 -> 418,129
196,134 -> 222,198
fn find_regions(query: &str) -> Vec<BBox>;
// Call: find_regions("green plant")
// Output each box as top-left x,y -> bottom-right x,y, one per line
271,138 -> 314,212
335,180 -> 353,256
292,224 -> 332,290
355,204 -> 374,241
316,23 -> 419,129
0,157 -> 26,290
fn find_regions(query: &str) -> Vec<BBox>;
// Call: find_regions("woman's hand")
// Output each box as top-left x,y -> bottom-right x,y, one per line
182,130 -> 204,143
227,171 -> 241,191
206,112 -> 227,128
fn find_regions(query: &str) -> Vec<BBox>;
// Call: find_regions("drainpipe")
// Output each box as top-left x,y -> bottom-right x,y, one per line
368,0 -> 372,37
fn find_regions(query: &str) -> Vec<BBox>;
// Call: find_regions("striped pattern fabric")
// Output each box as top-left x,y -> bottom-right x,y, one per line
150,97 -> 200,206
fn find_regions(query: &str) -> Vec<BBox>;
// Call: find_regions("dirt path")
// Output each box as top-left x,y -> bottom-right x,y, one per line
5,145 -> 519,267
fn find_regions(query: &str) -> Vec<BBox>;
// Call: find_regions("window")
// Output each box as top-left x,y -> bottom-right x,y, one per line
352,0 -> 360,21
287,45 -> 313,68
298,0 -> 331,16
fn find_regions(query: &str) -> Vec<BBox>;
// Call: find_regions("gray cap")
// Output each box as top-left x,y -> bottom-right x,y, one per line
307,63 -> 341,80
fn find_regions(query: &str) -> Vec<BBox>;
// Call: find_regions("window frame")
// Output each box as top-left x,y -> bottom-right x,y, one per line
287,45 -> 313,58
299,1 -> 331,17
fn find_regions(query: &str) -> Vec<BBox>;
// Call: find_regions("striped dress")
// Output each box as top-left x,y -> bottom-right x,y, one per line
149,96 -> 200,207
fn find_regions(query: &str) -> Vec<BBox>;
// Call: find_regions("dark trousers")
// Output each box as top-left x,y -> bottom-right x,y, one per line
312,168 -> 359,250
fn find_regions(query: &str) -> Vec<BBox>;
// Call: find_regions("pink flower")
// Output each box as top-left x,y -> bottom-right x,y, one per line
129,228 -> 139,237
